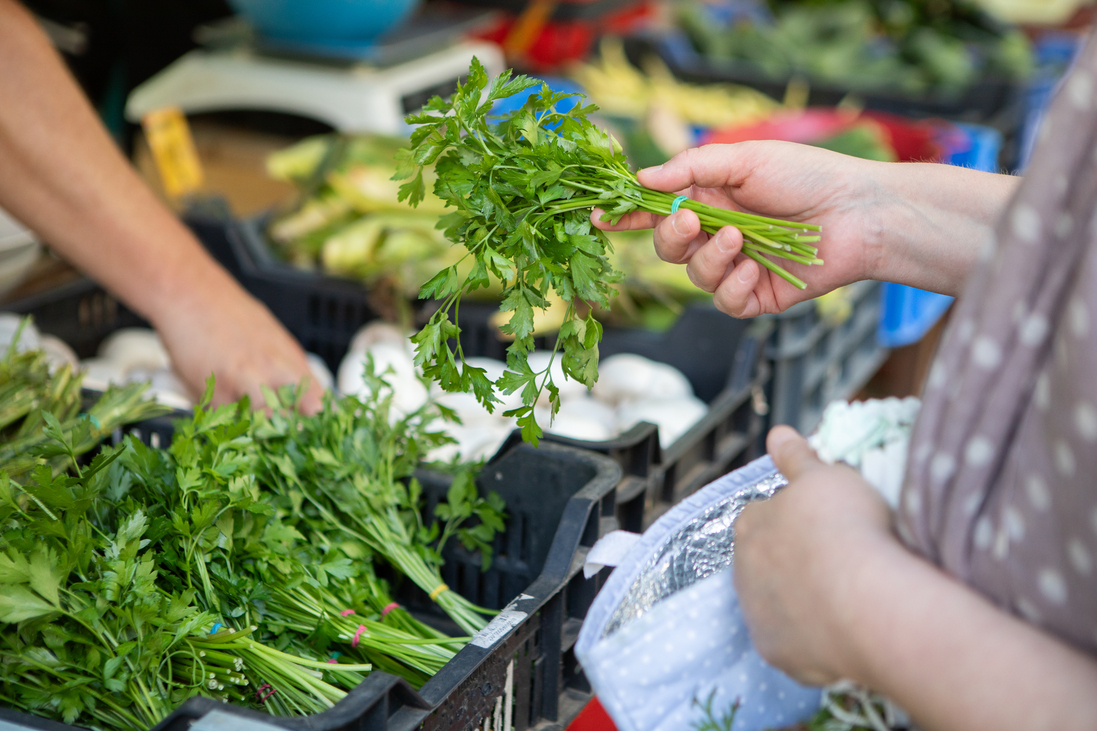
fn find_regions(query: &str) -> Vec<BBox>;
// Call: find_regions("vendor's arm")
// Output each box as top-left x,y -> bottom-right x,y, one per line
594,142 -> 1019,317
0,0 -> 321,411
734,427 -> 1097,731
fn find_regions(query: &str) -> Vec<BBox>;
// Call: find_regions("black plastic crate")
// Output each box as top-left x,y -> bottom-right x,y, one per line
765,280 -> 888,435
0,440 -> 622,731
0,270 -> 630,731
0,276 -> 184,447
1,276 -> 146,359
494,311 -> 772,532
205,212 -> 772,532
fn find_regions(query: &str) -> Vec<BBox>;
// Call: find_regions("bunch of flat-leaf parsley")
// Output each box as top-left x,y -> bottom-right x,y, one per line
396,59 -> 822,444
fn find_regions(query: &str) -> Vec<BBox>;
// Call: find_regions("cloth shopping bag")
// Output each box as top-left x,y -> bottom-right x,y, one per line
575,456 -> 822,731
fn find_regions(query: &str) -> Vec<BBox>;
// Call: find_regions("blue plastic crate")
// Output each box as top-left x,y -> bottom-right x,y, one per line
1019,33 -> 1083,171
877,121 -> 1002,348
877,283 -> 953,348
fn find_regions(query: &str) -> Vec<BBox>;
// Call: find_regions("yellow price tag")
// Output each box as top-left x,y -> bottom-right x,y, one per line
141,106 -> 204,200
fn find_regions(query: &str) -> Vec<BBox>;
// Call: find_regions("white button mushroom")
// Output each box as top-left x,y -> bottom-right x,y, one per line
306,354 -> 335,393
434,390 -> 501,427
80,357 -> 127,392
0,313 -> 40,352
527,349 -> 589,404
462,356 -> 523,411
544,412 -> 612,441
614,395 -> 708,448
347,321 -> 410,355
551,396 -> 617,433
592,353 -> 693,407
427,423 -> 512,463
337,340 -> 428,416
38,334 -> 78,371
98,328 -> 171,375
146,369 -> 194,410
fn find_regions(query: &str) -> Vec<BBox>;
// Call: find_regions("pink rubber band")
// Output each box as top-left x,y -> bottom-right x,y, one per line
352,624 -> 367,648
256,684 -> 277,703
327,659 -> 338,664
381,602 -> 400,617
340,609 -> 356,617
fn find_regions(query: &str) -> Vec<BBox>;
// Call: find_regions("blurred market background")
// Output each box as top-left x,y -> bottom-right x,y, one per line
6,0 -> 1088,420
0,1 -> 1093,730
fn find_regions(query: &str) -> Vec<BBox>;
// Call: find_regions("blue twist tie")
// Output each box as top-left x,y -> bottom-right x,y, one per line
670,196 -> 689,214
210,623 -> 223,634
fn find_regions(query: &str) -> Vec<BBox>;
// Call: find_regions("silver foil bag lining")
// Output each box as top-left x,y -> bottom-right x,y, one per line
602,470 -> 789,638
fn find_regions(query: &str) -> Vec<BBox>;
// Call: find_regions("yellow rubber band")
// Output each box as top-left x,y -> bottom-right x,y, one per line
429,583 -> 449,601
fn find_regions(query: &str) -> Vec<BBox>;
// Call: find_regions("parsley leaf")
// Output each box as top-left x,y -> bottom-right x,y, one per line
398,60 -> 823,444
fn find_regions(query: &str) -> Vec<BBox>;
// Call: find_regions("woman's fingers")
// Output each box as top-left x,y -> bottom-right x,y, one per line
685,225 -> 743,292
590,208 -> 661,231
767,426 -> 822,480
653,209 -> 705,264
713,257 -> 762,318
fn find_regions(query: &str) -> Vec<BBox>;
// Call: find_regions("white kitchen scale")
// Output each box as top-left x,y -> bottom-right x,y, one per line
125,10 -> 506,135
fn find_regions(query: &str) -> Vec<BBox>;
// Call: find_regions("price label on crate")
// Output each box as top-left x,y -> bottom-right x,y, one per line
141,106 -> 204,200
470,609 -> 527,649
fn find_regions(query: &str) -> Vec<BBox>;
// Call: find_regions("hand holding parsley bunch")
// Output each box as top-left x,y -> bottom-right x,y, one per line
397,60 -> 822,444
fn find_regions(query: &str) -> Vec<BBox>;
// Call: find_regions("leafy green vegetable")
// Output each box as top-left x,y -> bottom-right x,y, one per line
692,690 -> 740,731
0,341 -> 505,729
0,317 -> 168,480
246,362 -> 503,634
397,59 -> 822,444
679,0 -> 1033,95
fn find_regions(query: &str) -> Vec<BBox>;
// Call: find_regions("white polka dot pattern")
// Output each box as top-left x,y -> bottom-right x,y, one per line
897,38 -> 1097,664
1068,538 -> 1092,576
1069,298 -> 1090,338
1025,474 -> 1051,512
1034,371 -> 1051,411
1039,568 -> 1069,605
1054,441 -> 1076,477
973,516 -> 994,550
1019,314 -> 1049,347
965,436 -> 995,467
1011,205 -> 1042,243
930,453 -> 956,484
1075,403 -> 1097,442
1069,72 -> 1093,109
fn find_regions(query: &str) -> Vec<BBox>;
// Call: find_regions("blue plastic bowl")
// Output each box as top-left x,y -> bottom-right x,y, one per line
228,0 -> 420,43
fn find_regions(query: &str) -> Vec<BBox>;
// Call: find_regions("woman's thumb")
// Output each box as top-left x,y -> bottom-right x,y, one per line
635,145 -> 748,193
767,425 -> 821,480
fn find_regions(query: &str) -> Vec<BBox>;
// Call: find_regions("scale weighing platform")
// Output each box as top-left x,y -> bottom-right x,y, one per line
125,11 -> 506,135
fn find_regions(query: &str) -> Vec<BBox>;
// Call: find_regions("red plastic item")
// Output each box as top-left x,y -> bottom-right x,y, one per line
475,1 -> 654,72
700,108 -> 960,164
568,697 -> 618,731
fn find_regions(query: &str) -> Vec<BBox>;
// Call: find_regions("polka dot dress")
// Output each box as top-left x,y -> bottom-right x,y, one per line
898,32 -> 1097,655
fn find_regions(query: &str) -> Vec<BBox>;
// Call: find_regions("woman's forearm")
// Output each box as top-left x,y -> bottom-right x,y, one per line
0,0 -> 238,329
859,161 -> 1020,297
837,535 -> 1097,731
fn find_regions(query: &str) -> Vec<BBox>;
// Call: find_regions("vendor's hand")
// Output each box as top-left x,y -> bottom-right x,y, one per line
153,285 -> 323,414
593,141 -> 878,317
733,425 -> 894,686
